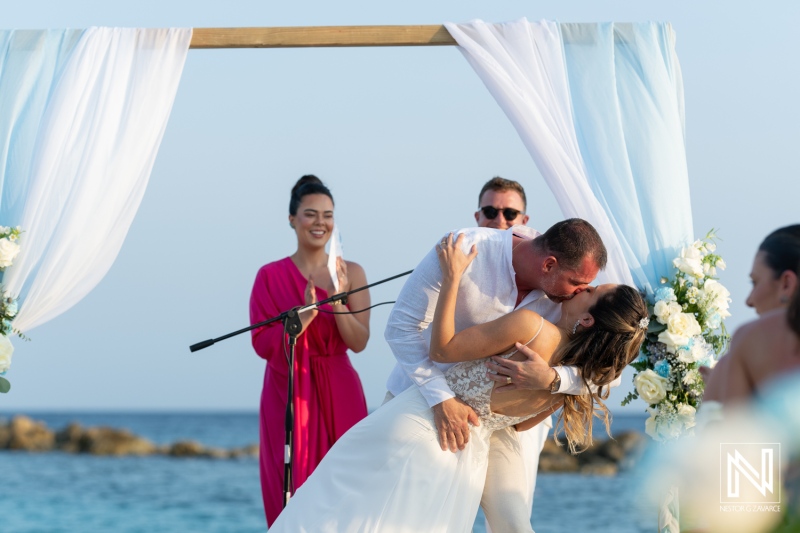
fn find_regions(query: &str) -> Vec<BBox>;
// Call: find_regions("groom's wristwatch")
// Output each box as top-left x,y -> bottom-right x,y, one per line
548,369 -> 561,393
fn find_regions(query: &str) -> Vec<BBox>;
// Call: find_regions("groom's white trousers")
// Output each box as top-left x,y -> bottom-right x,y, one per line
482,420 -> 549,533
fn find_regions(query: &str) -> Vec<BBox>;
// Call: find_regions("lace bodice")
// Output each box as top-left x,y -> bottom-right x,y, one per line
444,317 -> 546,432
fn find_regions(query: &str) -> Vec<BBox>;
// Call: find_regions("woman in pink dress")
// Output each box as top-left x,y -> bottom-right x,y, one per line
249,175 -> 370,526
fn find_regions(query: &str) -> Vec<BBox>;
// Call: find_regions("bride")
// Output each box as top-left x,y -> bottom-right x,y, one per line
269,234 -> 648,532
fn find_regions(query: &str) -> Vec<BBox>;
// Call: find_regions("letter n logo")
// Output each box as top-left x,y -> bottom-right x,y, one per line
720,443 -> 781,504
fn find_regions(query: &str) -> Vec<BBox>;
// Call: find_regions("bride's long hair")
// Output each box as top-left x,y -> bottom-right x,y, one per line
553,285 -> 648,454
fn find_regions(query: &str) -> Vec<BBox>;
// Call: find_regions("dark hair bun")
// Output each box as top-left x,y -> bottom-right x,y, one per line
291,175 -> 323,197
289,174 -> 334,215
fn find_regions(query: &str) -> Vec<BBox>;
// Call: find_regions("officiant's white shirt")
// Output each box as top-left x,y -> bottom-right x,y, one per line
385,226 -> 604,407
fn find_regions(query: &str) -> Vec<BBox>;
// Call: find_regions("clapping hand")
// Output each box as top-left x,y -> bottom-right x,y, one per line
301,277 -> 319,328
335,256 -> 350,293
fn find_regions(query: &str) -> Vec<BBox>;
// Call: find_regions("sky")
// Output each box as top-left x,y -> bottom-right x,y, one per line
1,0 -> 799,414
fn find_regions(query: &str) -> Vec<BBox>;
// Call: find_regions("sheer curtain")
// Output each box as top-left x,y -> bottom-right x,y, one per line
0,30 -> 83,227
445,19 -> 693,292
1,27 -> 192,332
561,22 -> 691,294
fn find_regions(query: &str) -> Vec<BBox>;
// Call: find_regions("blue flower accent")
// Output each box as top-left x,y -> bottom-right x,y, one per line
654,360 -> 671,378
707,313 -> 721,329
654,287 -> 676,303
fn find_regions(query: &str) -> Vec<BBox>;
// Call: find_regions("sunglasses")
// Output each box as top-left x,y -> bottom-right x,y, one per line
480,206 -> 522,221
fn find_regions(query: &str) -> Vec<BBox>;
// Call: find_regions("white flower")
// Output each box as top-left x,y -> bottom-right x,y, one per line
705,242 -> 716,253
644,407 -> 683,441
673,243 -> 705,278
682,369 -> 701,386
0,238 -> 20,268
0,335 -> 13,374
654,300 -> 682,325
658,312 -> 702,353
677,338 -> 710,364
699,279 -> 732,318
702,263 -> 717,277
716,259 -> 726,270
644,409 -> 659,440
676,403 -> 696,430
634,369 -> 672,405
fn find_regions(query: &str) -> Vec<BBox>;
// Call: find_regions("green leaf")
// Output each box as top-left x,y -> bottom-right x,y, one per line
0,376 -> 10,393
621,391 -> 639,406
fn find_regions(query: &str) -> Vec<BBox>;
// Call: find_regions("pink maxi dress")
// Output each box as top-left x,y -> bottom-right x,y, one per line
249,256 -> 368,526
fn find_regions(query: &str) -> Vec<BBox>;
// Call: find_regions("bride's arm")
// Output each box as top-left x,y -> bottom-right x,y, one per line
429,233 -> 540,364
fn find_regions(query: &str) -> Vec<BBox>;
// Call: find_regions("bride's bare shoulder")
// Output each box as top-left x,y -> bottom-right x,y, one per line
512,311 -> 563,362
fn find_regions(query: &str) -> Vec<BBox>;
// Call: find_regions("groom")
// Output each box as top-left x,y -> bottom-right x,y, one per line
384,217 -> 614,531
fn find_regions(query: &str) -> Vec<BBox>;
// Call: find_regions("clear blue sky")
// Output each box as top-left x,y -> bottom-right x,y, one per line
2,0 -> 798,412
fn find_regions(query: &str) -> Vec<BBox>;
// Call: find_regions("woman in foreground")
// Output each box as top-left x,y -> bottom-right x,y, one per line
703,224 -> 800,405
269,234 -> 648,533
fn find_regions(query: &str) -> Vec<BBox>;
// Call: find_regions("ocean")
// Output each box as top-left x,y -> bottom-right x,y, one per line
0,412 -> 654,532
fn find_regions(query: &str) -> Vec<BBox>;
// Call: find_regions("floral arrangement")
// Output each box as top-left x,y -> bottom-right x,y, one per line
0,225 -> 22,394
622,230 -> 731,441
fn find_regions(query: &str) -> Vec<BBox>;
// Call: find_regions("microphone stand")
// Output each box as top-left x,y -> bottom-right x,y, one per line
189,269 -> 412,507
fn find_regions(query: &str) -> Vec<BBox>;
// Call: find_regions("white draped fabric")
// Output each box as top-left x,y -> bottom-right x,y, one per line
0,27 -> 192,332
445,19 -> 693,293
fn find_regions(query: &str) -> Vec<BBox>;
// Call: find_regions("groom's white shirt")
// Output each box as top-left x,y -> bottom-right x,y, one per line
385,226 -> 611,405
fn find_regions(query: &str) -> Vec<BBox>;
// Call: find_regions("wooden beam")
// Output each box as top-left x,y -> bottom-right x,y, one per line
189,25 -> 457,49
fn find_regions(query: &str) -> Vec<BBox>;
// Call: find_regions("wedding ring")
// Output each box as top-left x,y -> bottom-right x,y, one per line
505,376 -> 511,384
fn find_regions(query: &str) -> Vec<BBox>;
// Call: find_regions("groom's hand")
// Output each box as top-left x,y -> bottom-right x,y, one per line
486,342 -> 555,392
432,398 -> 480,453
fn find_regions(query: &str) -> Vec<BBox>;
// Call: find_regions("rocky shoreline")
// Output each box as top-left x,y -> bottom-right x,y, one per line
0,416 -> 258,459
0,415 -> 648,474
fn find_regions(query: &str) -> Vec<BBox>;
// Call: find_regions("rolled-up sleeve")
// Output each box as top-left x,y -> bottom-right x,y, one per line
384,245 -> 455,407
554,365 -> 622,395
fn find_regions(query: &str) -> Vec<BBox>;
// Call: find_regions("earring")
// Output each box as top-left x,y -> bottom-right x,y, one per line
290,224 -> 295,229
572,320 -> 581,335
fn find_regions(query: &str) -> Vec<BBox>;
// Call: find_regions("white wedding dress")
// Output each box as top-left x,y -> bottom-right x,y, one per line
268,344 -> 543,533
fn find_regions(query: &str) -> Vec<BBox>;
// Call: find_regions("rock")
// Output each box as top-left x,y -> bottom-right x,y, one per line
0,421 -> 10,449
202,447 -> 229,460
229,444 -> 259,459
168,440 -> 206,457
6,416 -> 54,451
80,427 -> 157,456
538,439 -> 579,472
55,422 -> 84,453
602,431 -> 648,470
579,457 -> 618,476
